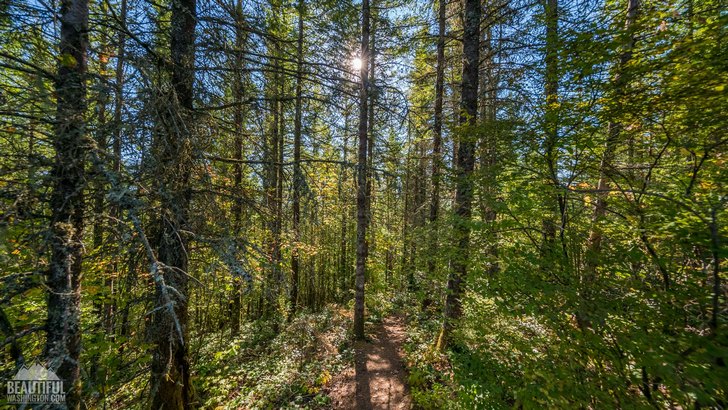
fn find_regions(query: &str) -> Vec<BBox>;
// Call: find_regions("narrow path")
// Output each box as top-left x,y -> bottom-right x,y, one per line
327,315 -> 412,409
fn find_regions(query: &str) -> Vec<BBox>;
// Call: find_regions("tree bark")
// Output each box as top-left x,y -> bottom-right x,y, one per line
45,0 -> 88,406
365,4 -> 376,255
437,0 -> 480,351
261,35 -> 283,320
230,0 -> 245,335
274,64 -> 285,320
149,0 -> 196,405
290,0 -> 305,319
479,8 -> 499,276
93,24 -> 109,254
425,0 -> 446,309
113,0 -> 126,180
90,2 -> 111,387
107,0 -> 126,350
353,0 -> 371,341
338,109 -> 350,299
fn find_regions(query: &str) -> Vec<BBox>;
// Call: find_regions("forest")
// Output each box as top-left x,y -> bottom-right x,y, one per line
0,0 -> 726,408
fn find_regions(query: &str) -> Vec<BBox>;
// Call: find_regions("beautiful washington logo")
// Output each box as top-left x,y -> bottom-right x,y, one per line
5,362 -> 66,405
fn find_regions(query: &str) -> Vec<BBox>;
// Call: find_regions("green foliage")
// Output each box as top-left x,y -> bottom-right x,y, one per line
192,307 -> 350,410
402,309 -> 454,409
1,0 -> 726,407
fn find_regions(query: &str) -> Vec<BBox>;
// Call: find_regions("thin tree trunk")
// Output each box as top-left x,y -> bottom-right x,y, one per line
709,207 -> 721,331
274,70 -> 284,317
586,0 -> 639,274
149,0 -> 196,405
45,0 -> 88,406
353,0 -> 371,340
437,0 -> 480,351
579,0 -> 639,331
480,13 -> 499,275
366,4 -> 376,255
113,0 -> 125,179
1,307 -> 25,369
290,0 -> 305,319
93,42 -> 108,253
425,0 -> 446,310
541,0 -> 564,271
230,0 -> 245,335
339,110 -> 350,300
402,123 -> 415,290
262,39 -> 282,320
91,3 -> 111,387
109,0 -> 126,338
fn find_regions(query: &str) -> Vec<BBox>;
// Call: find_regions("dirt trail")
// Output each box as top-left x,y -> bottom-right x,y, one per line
327,315 -> 412,409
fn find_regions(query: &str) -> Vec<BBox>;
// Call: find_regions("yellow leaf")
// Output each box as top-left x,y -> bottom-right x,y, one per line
60,53 -> 77,68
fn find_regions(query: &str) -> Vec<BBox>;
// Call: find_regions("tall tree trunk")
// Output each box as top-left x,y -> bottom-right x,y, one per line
108,0 -> 126,353
262,38 -> 282,320
402,124 -> 415,290
113,0 -> 126,180
45,0 -> 88,406
479,10 -> 499,275
93,26 -> 109,253
338,109 -> 350,300
266,73 -> 286,320
290,0 -> 305,318
541,0 -> 564,271
437,0 -> 480,351
90,2 -> 111,388
150,0 -> 196,405
106,0 -> 128,338
425,0 -> 446,310
365,4 -> 376,255
578,0 -> 639,330
353,0 -> 371,340
586,0 -> 639,274
230,0 -> 245,335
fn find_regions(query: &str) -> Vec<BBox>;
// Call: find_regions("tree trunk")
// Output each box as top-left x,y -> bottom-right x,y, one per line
93,29 -> 108,254
109,0 -> 126,337
149,0 -> 196,405
262,37 -> 282,320
291,0 -> 305,319
45,0 -> 88,406
90,2 -> 111,388
273,67 -> 284,320
353,0 -> 371,340
338,110 -> 350,300
425,0 -> 446,309
230,0 -> 245,335
1,306 -> 25,367
437,0 -> 480,351
579,0 -> 639,330
366,5 -> 376,255
586,0 -> 639,273
479,11 -> 499,276
540,0 -> 565,271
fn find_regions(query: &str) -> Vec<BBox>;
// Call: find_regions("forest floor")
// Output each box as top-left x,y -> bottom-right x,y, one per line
326,315 -> 412,409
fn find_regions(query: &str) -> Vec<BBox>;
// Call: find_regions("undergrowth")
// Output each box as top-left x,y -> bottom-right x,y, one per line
193,305 -> 351,409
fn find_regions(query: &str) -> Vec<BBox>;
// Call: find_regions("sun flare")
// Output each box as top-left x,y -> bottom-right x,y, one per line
352,57 -> 363,71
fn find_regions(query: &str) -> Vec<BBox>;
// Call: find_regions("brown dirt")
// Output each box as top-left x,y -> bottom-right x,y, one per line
327,315 -> 412,409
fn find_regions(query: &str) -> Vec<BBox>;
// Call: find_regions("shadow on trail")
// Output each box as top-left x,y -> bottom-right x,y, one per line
331,315 -> 411,409
355,345 -> 374,409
